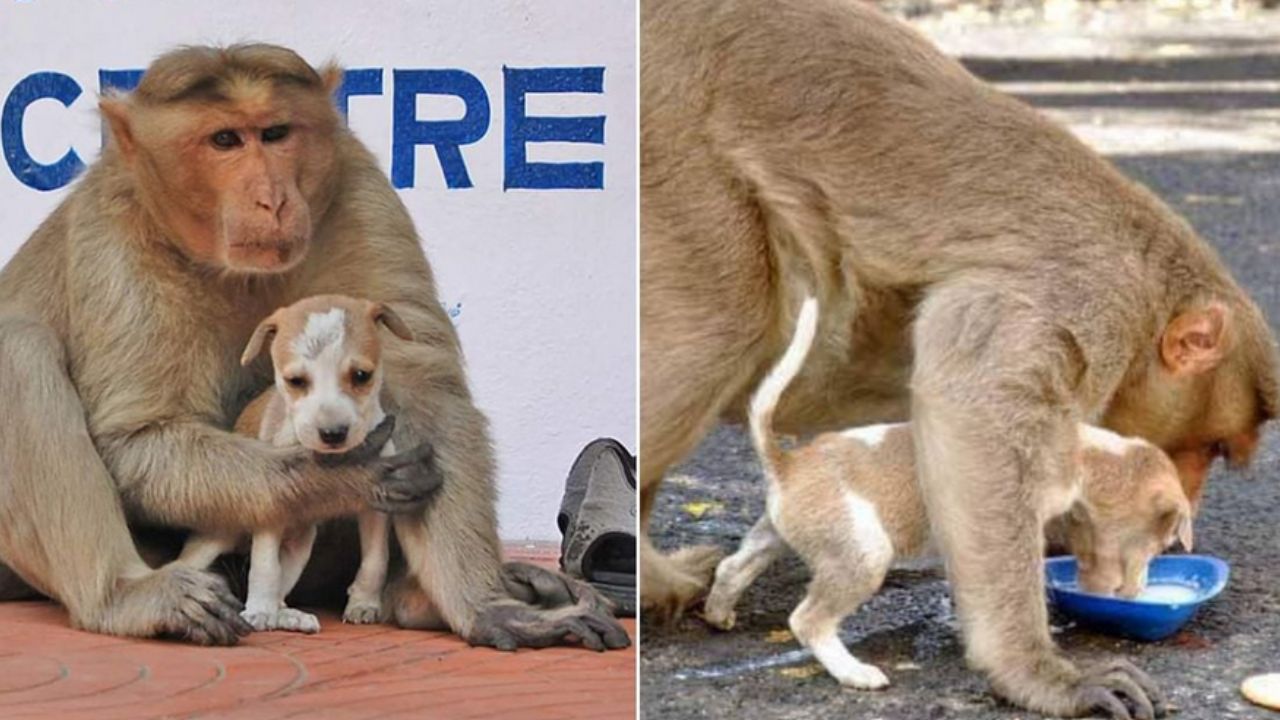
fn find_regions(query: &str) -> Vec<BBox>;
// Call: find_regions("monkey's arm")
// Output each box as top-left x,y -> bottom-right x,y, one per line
100,418 -> 439,533
911,280 -> 1163,719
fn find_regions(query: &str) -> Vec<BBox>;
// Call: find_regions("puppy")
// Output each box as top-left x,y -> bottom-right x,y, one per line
703,297 -> 1193,689
178,294 -> 414,632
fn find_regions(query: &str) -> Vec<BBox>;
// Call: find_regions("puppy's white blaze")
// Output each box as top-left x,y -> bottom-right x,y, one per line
1078,423 -> 1141,456
846,490 -> 894,566
293,308 -> 346,359
809,633 -> 889,689
749,297 -> 819,463
840,423 -> 901,449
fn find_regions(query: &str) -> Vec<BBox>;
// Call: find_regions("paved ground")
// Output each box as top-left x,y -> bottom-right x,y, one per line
641,5 -> 1280,719
0,547 -> 636,720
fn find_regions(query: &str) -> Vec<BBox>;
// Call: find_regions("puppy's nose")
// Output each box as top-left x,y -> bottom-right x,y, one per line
319,426 -> 349,447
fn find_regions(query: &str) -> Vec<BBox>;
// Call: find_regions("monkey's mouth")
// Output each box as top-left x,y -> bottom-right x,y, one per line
226,236 -> 308,273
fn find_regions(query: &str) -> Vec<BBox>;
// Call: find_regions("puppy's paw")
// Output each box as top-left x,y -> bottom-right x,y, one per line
701,597 -> 736,631
834,662 -> 890,691
343,598 -> 383,624
241,609 -> 275,632
272,607 -> 321,634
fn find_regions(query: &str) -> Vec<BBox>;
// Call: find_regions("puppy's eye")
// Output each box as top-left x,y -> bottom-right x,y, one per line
351,369 -> 372,386
285,375 -> 308,389
261,124 -> 290,143
210,129 -> 242,150
1210,440 -> 1228,461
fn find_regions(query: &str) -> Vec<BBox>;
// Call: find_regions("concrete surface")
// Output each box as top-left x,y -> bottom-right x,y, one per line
640,6 -> 1280,719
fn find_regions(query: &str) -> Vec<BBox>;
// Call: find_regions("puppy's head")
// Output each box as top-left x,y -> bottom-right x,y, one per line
242,295 -> 414,453
1065,430 -> 1193,599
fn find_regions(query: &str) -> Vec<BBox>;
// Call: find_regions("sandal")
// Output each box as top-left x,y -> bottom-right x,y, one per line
558,438 -> 637,617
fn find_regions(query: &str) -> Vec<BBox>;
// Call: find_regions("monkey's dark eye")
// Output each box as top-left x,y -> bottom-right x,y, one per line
211,130 -> 242,149
261,124 -> 291,143
1210,440 -> 1228,460
285,375 -> 309,389
351,369 -> 372,386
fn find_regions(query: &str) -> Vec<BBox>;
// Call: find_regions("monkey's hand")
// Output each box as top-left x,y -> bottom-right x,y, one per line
313,416 -> 443,512
468,573 -> 631,652
1007,656 -> 1166,719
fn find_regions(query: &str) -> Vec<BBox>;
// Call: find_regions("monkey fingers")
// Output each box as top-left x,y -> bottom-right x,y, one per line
501,561 -> 578,608
370,440 -> 443,512
109,565 -> 252,646
468,599 -> 630,652
1082,660 -> 1167,719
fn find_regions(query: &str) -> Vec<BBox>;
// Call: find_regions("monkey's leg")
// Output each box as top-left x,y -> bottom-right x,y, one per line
0,314 -> 249,644
379,340 -> 628,651
911,284 -> 1164,719
639,298 -> 773,622
344,510 -> 389,624
704,515 -> 786,630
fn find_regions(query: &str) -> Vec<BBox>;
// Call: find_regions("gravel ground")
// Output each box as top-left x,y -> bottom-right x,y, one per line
641,7 -> 1280,719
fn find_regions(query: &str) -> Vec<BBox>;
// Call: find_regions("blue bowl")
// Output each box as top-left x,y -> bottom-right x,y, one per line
1044,555 -> 1229,642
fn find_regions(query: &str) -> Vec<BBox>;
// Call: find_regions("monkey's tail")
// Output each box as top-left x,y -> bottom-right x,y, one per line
748,296 -> 819,487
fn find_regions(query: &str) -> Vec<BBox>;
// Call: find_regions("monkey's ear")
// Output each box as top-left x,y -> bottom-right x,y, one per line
241,318 -> 279,366
1160,302 -> 1230,377
319,62 -> 344,97
98,97 -> 136,161
371,303 -> 415,342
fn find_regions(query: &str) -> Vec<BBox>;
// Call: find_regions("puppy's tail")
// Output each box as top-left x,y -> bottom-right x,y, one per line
749,296 -> 819,487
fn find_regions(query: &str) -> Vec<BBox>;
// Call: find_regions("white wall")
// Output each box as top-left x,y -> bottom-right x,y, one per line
0,1 -> 636,542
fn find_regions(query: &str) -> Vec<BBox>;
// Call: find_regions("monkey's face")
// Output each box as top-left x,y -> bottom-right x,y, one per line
1101,303 -> 1275,511
99,46 -> 341,275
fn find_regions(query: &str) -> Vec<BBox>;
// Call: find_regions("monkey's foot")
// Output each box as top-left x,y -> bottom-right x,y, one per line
641,545 -> 722,626
99,565 -> 252,646
468,577 -> 631,652
999,656 -> 1165,720
1069,659 -> 1166,719
343,596 -> 383,624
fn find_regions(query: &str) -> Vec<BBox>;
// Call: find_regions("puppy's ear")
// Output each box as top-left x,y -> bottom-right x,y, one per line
371,302 -> 415,342
1156,500 -> 1194,552
241,315 -> 279,366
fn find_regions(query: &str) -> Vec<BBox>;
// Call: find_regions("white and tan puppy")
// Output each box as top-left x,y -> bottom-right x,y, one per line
703,298 -> 1194,689
178,294 -> 413,632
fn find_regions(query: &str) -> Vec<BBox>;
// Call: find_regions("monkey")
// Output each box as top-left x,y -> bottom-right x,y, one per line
0,44 -> 627,652
640,0 -> 1276,716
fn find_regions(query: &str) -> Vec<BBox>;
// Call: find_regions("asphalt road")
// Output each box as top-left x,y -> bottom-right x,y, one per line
641,7 -> 1280,719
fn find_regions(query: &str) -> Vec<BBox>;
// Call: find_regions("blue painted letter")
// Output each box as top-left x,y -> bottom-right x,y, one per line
503,67 -> 604,190
392,69 -> 489,189
98,69 -> 144,94
334,68 -> 383,121
2,72 -> 85,191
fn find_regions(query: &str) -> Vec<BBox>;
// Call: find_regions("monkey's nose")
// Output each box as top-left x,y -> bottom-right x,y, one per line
319,426 -> 349,447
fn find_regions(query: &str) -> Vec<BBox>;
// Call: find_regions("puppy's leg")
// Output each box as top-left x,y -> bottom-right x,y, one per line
704,515 -> 786,630
175,531 -> 240,570
789,497 -> 894,689
344,510 -> 389,624
242,529 -> 284,631
270,526 -> 320,634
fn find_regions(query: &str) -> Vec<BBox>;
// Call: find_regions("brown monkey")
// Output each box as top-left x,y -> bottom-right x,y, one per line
0,44 -> 627,652
641,0 -> 1275,715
